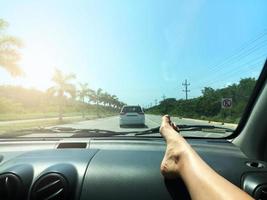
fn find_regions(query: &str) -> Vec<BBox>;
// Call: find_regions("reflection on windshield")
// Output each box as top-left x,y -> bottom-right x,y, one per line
0,1 -> 266,138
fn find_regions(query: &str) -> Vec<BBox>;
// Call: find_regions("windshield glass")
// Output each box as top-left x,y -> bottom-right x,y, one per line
0,0 -> 266,138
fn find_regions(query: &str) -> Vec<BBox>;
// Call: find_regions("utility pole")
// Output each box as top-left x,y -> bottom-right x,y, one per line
162,94 -> 166,101
155,99 -> 158,106
182,79 -> 190,100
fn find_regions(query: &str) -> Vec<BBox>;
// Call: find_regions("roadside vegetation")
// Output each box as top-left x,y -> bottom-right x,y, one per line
0,19 -> 23,76
0,82 -> 125,134
0,18 -> 125,120
0,18 -> 125,135
147,78 -> 256,124
0,83 -> 125,121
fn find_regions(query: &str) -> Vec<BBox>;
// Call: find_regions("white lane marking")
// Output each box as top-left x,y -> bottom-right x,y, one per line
180,117 -> 237,128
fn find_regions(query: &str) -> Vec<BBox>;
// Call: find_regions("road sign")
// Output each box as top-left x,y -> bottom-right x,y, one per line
221,98 -> 232,109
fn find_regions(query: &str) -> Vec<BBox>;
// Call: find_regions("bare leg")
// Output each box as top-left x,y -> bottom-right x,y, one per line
160,116 -> 190,179
160,115 -> 253,200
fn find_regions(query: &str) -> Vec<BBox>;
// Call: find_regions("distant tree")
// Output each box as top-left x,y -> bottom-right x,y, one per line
159,98 -> 177,115
97,91 -> 125,109
106,93 -> 113,107
96,88 -> 103,105
100,92 -> 110,106
118,101 -> 126,109
47,69 -> 76,121
87,89 -> 95,104
147,77 -> 257,123
0,19 -> 23,76
110,95 -> 118,108
78,83 -> 90,118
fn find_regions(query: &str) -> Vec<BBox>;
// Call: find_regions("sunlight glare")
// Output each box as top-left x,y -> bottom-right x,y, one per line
19,43 -> 56,91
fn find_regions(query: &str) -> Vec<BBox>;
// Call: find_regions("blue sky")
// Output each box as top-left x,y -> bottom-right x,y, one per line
1,0 -> 267,106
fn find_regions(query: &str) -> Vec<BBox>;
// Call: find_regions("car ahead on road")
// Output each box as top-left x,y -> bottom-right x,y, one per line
119,105 -> 145,127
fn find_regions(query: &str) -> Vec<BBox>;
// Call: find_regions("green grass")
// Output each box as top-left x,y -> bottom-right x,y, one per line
0,110 -> 118,121
0,112 -> 81,121
147,111 -> 239,124
0,113 -> 117,137
0,118 -> 80,136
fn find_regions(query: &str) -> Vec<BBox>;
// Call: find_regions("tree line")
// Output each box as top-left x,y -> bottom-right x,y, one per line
0,69 -> 126,120
48,69 -> 125,120
147,78 -> 257,123
0,19 -> 125,120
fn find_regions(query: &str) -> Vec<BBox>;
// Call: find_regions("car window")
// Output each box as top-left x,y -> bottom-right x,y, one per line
0,0 -> 266,138
122,107 -> 142,113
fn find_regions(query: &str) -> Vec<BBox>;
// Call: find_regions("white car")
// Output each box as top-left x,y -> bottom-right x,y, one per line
119,105 -> 145,127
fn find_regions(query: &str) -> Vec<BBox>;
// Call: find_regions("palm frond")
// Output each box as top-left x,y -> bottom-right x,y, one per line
52,69 -> 64,84
0,35 -> 23,48
46,87 -> 57,96
0,59 -> 23,76
64,73 -> 76,82
0,49 -> 21,60
0,20 -> 23,77
64,83 -> 76,97
0,19 -> 8,30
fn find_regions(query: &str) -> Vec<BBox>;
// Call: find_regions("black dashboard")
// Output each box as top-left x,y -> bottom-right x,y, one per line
0,137 -> 267,200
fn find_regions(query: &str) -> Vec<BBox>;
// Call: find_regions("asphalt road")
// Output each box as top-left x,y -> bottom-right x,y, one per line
23,114 -> 237,138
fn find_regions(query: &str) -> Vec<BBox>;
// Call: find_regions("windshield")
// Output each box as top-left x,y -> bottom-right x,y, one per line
0,0 -> 266,138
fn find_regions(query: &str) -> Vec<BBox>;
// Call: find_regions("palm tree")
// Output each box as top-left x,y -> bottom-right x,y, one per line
101,92 -> 110,106
94,88 -> 103,116
118,101 -> 126,109
48,69 -> 76,121
0,19 -> 23,76
96,88 -> 103,105
107,93 -> 114,108
110,95 -> 119,108
88,89 -> 97,104
78,83 -> 90,118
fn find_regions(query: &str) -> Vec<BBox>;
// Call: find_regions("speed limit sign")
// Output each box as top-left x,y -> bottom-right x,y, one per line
221,98 -> 232,109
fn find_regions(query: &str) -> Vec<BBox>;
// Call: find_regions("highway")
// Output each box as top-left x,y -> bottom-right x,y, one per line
24,114 -> 237,138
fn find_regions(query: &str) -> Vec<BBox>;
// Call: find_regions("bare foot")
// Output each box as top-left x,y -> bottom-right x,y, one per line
160,115 -> 189,179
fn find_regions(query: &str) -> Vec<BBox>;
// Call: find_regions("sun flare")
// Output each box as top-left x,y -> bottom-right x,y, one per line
19,44 -> 56,90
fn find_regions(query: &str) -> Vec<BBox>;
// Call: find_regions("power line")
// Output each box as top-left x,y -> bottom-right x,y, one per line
191,59 -> 264,91
191,42 -> 267,91
193,30 -> 267,86
194,41 -> 267,87
182,79 -> 190,100
192,54 -> 266,90
207,38 -> 267,75
203,30 -> 267,74
191,58 -> 265,91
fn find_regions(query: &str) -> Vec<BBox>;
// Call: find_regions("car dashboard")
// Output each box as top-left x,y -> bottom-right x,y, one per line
0,137 -> 267,200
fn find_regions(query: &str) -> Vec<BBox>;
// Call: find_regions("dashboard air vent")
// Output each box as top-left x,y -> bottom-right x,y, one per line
254,184 -> 267,199
0,173 -> 23,200
31,173 -> 68,200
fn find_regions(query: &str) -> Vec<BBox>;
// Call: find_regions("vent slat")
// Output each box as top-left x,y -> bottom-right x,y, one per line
45,188 -> 63,200
31,173 -> 68,200
36,179 -> 61,193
